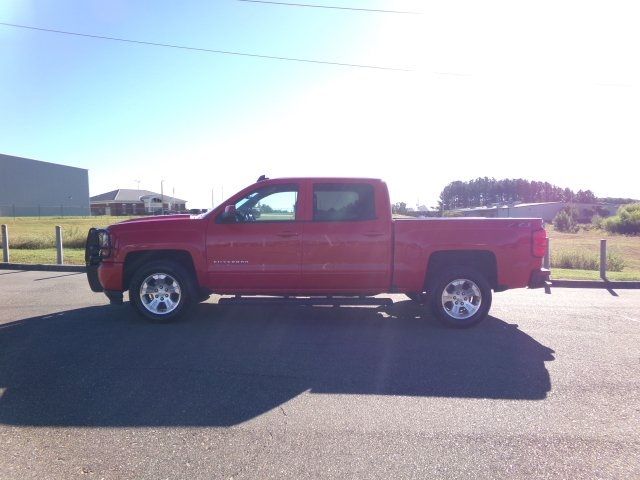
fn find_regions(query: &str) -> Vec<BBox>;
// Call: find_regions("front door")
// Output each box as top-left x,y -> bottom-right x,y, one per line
205,183 -> 301,292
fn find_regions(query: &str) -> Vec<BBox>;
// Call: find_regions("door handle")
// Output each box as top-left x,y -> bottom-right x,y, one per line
277,231 -> 299,238
363,231 -> 384,237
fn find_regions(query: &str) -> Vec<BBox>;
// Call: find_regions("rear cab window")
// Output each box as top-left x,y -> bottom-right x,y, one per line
313,183 -> 376,222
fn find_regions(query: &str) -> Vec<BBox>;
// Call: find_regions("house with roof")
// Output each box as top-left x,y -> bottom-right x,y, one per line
90,189 -> 187,216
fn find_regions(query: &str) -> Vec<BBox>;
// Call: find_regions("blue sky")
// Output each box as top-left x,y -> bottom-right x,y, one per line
1,1 -> 638,209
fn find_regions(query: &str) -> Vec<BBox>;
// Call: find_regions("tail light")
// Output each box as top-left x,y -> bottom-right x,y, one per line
532,228 -> 547,258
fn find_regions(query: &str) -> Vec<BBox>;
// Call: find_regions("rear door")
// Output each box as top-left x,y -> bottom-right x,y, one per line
205,183 -> 302,291
301,181 -> 392,292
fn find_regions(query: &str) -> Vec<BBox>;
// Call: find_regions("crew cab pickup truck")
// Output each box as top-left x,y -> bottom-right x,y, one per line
86,177 -> 549,327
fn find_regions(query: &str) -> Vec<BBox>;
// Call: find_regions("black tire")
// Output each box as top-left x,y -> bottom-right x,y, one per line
406,292 -> 427,304
428,266 -> 492,328
129,260 -> 194,322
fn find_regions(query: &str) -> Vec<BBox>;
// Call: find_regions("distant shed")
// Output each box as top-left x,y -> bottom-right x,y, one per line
455,201 -> 620,222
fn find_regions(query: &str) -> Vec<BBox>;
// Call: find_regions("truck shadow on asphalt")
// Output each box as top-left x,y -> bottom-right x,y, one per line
0,300 -> 555,427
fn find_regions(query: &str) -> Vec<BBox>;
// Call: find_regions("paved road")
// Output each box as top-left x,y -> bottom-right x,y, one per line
1,270 -> 639,479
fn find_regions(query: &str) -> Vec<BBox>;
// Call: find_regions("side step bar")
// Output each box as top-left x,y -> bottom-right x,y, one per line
217,296 -> 393,307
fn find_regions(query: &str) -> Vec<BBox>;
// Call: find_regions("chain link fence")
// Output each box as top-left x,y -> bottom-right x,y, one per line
0,204 -> 92,218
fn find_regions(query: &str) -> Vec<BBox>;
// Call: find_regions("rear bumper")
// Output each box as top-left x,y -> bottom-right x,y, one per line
528,268 -> 551,289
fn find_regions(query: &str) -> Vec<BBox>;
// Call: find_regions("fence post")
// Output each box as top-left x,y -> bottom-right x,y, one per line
543,238 -> 551,270
12,204 -> 16,220
55,225 -> 64,265
1,224 -> 9,263
600,239 -> 607,280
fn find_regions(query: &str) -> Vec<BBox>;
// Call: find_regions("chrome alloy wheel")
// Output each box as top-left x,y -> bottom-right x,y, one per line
441,278 -> 482,320
139,273 -> 182,315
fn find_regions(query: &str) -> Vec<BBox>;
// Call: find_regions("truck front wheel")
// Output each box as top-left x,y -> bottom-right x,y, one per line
429,267 -> 492,328
129,260 -> 194,322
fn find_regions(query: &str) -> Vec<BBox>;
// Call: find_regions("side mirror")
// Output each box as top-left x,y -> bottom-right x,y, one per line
220,204 -> 237,223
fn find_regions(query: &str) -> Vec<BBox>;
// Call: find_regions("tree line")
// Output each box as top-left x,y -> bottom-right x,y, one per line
438,177 -> 597,210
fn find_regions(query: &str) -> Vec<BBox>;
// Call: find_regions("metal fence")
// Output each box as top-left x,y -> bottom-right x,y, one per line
0,204 -> 92,218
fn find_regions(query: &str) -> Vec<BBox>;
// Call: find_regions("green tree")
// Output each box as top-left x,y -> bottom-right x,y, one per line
258,203 -> 273,213
603,203 -> 640,234
553,207 -> 579,233
392,202 -> 408,215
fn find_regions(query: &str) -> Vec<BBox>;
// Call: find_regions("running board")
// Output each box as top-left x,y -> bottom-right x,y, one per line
217,296 -> 393,307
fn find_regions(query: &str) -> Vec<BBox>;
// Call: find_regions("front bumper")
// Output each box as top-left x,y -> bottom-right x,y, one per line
86,228 -> 106,292
97,261 -> 124,291
528,268 -> 551,289
85,227 -> 123,293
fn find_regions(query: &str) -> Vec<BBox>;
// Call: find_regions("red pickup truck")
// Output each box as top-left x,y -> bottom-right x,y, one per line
86,177 -> 549,327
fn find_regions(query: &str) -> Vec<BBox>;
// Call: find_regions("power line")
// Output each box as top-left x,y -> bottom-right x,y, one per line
0,22 -> 411,72
236,0 -> 421,14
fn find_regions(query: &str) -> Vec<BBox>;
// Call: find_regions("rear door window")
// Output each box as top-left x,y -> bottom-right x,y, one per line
313,183 -> 376,221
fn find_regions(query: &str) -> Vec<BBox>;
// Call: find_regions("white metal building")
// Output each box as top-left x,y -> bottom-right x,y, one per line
0,153 -> 90,216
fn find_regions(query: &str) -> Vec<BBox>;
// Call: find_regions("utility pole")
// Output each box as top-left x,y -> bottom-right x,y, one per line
211,188 -> 214,209
134,179 -> 141,190
160,179 -> 164,214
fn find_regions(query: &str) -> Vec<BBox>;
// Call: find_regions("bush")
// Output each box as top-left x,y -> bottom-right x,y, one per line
11,235 -> 52,249
551,250 -> 626,272
443,210 -> 463,217
62,226 -> 88,248
591,214 -> 604,230
603,203 -> 640,234
553,208 -> 579,233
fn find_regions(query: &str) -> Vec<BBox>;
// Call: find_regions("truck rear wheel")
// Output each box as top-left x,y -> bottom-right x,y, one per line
429,267 -> 492,328
129,260 -> 194,322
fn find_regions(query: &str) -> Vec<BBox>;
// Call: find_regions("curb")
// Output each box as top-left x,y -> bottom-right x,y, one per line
0,263 -> 86,273
551,279 -> 640,289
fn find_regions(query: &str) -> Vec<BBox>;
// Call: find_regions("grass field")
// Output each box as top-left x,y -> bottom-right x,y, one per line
546,225 -> 640,280
7,248 -> 86,265
2,217 -> 639,279
0,216 -> 135,265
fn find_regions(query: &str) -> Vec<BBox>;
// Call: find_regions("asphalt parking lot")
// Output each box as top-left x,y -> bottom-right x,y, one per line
1,270 -> 639,479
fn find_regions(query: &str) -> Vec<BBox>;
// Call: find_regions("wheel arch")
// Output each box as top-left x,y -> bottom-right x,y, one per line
425,250 -> 498,290
123,249 -> 199,292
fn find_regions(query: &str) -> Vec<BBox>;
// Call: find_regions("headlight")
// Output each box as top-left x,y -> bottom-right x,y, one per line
96,229 -> 112,259
98,230 -> 110,248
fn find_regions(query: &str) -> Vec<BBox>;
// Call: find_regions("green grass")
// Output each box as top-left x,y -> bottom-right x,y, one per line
550,268 -> 640,281
546,225 -> 640,280
7,248 -> 86,265
551,250 -> 625,272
